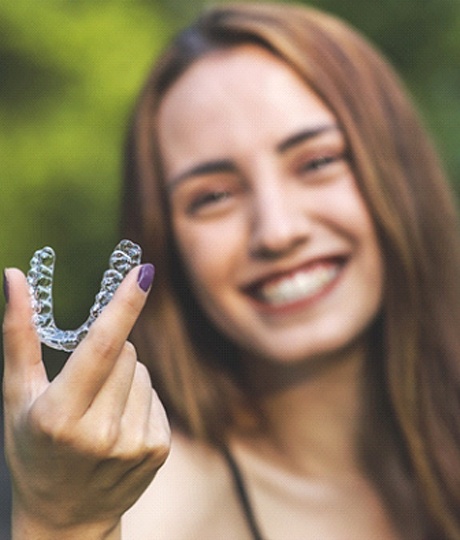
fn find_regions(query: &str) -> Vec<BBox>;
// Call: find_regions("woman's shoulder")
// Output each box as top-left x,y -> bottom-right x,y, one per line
122,429 -> 252,540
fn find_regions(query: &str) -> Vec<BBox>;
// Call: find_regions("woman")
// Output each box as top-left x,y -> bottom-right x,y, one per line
3,3 -> 460,539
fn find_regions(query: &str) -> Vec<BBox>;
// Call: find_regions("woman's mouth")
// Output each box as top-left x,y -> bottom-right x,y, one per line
245,259 -> 344,309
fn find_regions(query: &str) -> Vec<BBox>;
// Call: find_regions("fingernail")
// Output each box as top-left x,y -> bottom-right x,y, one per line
137,264 -> 155,292
3,269 -> 9,303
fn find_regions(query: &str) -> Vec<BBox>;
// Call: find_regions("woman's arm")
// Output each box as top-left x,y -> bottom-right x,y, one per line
3,266 -> 170,540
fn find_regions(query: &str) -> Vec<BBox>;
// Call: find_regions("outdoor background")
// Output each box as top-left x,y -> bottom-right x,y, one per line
1,0 -> 460,536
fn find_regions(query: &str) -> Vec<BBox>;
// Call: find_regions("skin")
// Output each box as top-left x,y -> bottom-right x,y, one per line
3,267 -> 170,539
4,46 -> 397,539
159,47 -> 383,369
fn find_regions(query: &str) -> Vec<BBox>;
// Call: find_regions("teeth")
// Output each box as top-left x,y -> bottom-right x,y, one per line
258,265 -> 339,305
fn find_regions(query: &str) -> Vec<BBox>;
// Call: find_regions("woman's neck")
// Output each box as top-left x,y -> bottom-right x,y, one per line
240,342 -> 367,479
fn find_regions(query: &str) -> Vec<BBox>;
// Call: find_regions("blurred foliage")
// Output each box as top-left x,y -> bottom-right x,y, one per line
306,0 -> 460,179
0,1 -> 179,371
0,0 -> 459,372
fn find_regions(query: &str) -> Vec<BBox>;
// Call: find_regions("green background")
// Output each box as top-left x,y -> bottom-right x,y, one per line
1,0 -> 459,371
0,1 -> 459,536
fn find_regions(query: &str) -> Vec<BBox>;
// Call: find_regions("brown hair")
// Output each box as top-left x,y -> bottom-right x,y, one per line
122,3 -> 460,537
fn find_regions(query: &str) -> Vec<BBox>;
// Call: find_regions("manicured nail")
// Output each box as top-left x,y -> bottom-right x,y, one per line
3,269 -> 9,303
137,264 -> 155,292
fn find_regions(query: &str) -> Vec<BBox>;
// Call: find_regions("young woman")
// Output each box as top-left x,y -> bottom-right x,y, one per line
3,3 -> 460,539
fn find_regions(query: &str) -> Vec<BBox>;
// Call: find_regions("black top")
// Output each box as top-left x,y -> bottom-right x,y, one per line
221,447 -> 265,540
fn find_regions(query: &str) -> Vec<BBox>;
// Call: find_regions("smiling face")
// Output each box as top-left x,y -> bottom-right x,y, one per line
158,45 -> 383,364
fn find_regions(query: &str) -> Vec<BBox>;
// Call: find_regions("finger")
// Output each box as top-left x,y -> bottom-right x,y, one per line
116,363 -> 170,462
72,361 -> 157,461
85,342 -> 138,426
50,263 -> 154,413
120,362 -> 155,450
2,268 -> 47,406
113,376 -> 170,504
89,365 -> 169,511
145,386 -> 171,463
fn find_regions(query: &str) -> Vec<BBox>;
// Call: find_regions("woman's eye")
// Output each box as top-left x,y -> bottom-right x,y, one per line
300,154 -> 340,173
187,190 -> 232,215
296,151 -> 348,183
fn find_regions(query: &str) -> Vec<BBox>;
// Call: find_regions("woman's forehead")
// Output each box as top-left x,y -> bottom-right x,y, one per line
156,45 -> 337,172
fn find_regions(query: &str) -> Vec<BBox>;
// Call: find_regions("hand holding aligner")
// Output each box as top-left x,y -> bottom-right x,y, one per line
26,240 -> 142,352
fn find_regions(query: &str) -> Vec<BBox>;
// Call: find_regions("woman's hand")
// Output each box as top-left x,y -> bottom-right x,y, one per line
2,265 -> 170,539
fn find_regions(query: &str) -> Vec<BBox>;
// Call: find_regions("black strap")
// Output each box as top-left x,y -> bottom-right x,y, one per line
221,446 -> 265,540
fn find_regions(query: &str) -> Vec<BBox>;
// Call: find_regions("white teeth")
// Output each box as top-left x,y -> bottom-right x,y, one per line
258,265 -> 339,306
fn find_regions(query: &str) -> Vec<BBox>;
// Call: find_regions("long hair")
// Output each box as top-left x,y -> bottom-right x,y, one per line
122,4 -> 460,538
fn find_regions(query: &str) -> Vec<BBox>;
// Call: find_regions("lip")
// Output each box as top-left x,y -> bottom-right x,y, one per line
241,255 -> 347,315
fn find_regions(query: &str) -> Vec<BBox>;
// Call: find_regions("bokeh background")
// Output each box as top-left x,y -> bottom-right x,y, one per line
1,0 -> 460,536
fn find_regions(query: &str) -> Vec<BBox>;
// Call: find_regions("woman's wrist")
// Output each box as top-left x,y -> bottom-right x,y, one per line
12,506 -> 121,540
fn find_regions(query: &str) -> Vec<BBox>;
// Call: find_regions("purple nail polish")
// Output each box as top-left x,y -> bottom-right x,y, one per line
3,270 -> 9,303
137,264 -> 155,292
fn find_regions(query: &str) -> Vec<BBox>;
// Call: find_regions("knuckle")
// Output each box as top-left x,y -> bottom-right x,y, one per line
87,333 -> 138,364
148,435 -> 171,466
89,331 -> 122,360
115,415 -> 170,466
146,417 -> 171,466
88,422 -> 120,456
122,340 -> 137,359
134,361 -> 152,385
28,402 -> 122,456
126,433 -> 170,467
28,405 -> 74,446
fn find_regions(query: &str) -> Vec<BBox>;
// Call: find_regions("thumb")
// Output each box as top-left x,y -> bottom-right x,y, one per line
3,268 -> 48,407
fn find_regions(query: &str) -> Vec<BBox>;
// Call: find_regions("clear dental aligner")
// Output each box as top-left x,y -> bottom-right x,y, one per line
27,239 -> 142,352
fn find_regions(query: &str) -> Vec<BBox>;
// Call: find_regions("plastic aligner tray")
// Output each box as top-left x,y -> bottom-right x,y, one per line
27,240 -> 142,352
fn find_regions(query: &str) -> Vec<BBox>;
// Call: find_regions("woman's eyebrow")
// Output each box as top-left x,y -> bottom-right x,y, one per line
277,124 -> 339,153
166,158 -> 236,194
166,124 -> 339,193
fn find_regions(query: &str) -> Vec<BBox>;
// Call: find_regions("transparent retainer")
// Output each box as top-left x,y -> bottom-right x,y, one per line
27,240 -> 142,352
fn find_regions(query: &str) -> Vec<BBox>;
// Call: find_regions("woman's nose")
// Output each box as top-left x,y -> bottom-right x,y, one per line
249,186 -> 310,260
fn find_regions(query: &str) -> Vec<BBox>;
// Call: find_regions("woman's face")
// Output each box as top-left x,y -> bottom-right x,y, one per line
158,45 -> 383,364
